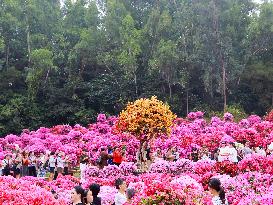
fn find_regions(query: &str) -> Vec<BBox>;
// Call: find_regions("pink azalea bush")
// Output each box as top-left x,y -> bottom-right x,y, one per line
0,111 -> 273,204
0,176 -> 67,205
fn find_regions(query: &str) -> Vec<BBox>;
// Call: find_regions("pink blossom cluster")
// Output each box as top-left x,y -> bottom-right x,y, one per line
0,112 -> 273,204
1,112 -> 273,163
84,162 -> 137,179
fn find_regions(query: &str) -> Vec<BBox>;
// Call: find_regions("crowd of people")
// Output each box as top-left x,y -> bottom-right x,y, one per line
188,140 -> 270,163
1,140 -> 270,180
0,145 -> 127,180
3,139 -> 273,205
69,177 -> 227,205
70,183 -> 103,205
0,149 -> 70,180
70,178 -> 135,205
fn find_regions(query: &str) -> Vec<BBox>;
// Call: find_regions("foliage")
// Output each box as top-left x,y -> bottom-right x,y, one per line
115,96 -> 176,141
207,104 -> 247,122
0,0 -> 273,135
1,113 -> 273,204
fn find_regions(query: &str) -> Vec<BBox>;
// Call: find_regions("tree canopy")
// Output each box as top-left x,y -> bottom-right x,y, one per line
0,0 -> 272,136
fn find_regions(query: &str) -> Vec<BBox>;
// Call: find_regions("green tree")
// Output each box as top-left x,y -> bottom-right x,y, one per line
26,49 -> 54,99
118,14 -> 142,96
149,39 -> 178,101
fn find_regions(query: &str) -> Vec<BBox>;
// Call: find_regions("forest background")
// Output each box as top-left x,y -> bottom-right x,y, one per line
0,0 -> 272,136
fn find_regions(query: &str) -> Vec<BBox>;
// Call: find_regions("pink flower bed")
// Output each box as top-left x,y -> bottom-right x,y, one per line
0,111 -> 273,204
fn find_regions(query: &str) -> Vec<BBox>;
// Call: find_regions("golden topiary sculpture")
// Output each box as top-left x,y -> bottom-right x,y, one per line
115,96 -> 176,171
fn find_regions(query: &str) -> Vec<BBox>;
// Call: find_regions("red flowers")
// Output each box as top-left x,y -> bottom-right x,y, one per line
214,161 -> 238,177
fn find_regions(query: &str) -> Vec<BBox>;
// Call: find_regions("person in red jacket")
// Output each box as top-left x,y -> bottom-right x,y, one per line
113,147 -> 122,166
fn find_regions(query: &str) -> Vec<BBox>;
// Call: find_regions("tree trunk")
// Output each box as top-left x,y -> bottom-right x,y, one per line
222,58 -> 227,112
43,68 -> 50,88
5,43 -> 9,70
24,3 -> 31,65
134,72 -> 138,96
186,89 -> 189,115
168,74 -> 172,101
27,24 -> 31,64
213,0 -> 227,111
168,81 -> 172,101
137,140 -> 148,172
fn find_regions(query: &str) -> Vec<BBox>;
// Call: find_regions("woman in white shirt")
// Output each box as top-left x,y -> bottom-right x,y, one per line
218,142 -> 229,162
208,178 -> 228,205
228,142 -> 238,163
48,152 -> 56,181
56,152 -> 64,176
114,178 -> 127,205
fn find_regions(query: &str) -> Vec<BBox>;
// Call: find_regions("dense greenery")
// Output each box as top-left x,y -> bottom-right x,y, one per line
0,0 -> 272,136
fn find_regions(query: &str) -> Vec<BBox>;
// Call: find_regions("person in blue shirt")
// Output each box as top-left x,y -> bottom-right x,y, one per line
107,145 -> 114,165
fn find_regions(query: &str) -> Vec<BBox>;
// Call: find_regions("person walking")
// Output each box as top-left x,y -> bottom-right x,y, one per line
71,186 -> 85,205
21,151 -> 29,177
113,147 -> 122,166
28,152 -> 37,177
56,152 -> 65,177
48,152 -> 56,181
89,183 -> 101,205
13,153 -> 22,178
80,150 -> 89,181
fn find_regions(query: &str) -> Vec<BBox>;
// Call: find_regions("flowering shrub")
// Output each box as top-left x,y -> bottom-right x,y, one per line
149,159 -> 170,173
1,111 -> 273,204
84,166 -> 100,178
1,111 -> 273,166
238,154 -> 273,174
115,96 -> 176,141
193,159 -> 216,175
0,176 -> 67,205
170,158 -> 193,174
119,162 -> 137,176
213,161 -> 238,177
101,165 -> 121,178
